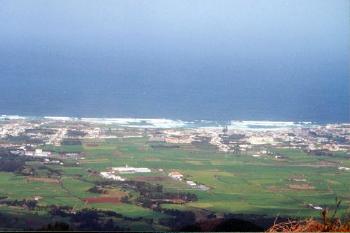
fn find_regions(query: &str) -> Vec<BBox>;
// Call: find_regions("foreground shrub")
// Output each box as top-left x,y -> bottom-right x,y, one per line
267,199 -> 350,232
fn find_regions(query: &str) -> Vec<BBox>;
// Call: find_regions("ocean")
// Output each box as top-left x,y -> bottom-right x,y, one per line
0,0 -> 349,123
0,75 -> 348,123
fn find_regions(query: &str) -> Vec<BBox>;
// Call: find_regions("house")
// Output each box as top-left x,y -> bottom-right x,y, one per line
338,166 -> 350,171
308,203 -> 323,210
168,171 -> 183,180
24,149 -> 50,157
100,172 -> 125,181
25,151 -> 34,156
111,165 -> 151,174
34,149 -> 50,157
186,180 -> 196,186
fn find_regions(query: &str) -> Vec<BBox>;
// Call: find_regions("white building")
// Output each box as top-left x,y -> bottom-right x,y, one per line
111,165 -> 151,174
247,136 -> 275,145
100,172 -> 125,181
34,149 -> 50,157
168,171 -> 184,180
186,180 -> 197,186
25,149 -> 50,157
338,166 -> 350,171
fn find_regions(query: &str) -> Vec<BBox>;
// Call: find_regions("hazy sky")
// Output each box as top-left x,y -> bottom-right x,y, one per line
0,0 -> 349,121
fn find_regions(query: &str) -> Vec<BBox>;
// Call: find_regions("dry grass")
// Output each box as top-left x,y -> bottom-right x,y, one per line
288,183 -> 315,190
26,177 -> 60,184
83,197 -> 121,204
267,218 -> 350,232
267,199 -> 350,232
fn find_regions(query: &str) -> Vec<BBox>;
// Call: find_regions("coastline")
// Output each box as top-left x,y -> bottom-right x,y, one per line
1,114 -> 343,130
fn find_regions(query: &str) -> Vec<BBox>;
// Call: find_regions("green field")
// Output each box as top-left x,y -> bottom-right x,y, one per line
0,137 -> 350,230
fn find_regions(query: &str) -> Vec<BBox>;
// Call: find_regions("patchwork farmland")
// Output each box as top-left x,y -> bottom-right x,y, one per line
0,135 -> 349,230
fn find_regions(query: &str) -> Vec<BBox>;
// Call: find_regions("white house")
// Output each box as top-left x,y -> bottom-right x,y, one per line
186,180 -> 197,186
34,149 -> 50,157
168,171 -> 183,180
338,166 -> 350,171
111,165 -> 151,174
100,172 -> 125,181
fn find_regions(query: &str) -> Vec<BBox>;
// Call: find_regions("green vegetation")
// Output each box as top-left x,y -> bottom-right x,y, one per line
0,137 -> 349,230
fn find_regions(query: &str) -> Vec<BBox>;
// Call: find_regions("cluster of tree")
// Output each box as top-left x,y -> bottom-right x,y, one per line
192,136 -> 211,144
19,166 -> 36,176
137,191 -> 197,207
18,164 -> 62,178
179,217 -> 264,232
38,165 -> 62,178
333,136 -> 348,144
61,139 -> 82,146
5,135 -> 44,144
150,144 -> 180,149
307,149 -> 334,157
0,212 -> 22,229
158,209 -> 196,230
221,134 -> 245,144
308,131 -> 349,145
48,205 -> 73,217
0,149 -> 27,172
66,130 -> 87,138
224,213 -> 279,231
39,222 -> 71,231
0,199 -> 37,210
117,181 -> 197,208
120,195 -> 131,204
49,206 -> 130,221
48,207 -> 124,231
25,128 -> 56,135
94,180 -> 198,208
87,185 -> 106,194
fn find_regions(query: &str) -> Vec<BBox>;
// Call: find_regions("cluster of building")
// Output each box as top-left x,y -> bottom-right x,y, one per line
99,168 -> 210,191
2,117 -> 349,157
168,171 -> 210,190
168,171 -> 184,180
338,166 -> 350,171
111,165 -> 151,174
147,123 -> 350,156
100,172 -> 125,181
1,118 -> 350,183
100,165 -> 151,181
24,148 -> 51,157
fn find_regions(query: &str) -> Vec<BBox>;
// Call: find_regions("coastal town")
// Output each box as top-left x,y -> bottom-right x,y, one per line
1,115 -> 349,159
1,115 -> 350,178
0,115 -> 350,231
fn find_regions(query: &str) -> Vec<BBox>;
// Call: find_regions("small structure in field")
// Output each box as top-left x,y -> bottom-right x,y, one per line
186,180 -> 197,186
168,171 -> 184,180
197,184 -> 210,191
25,148 -> 51,157
307,203 -> 323,210
100,171 -> 125,181
33,196 -> 42,201
111,164 -> 151,174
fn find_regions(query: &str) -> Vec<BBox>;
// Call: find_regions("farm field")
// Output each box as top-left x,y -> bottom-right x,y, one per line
0,137 -> 350,230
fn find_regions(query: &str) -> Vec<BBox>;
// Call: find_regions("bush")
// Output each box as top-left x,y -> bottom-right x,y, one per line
267,199 -> 350,232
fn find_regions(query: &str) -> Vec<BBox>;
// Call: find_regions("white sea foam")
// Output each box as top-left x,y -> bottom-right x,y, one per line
0,115 -> 27,120
44,116 -> 77,121
227,120 -> 315,131
80,118 -> 188,128
0,114 -> 319,129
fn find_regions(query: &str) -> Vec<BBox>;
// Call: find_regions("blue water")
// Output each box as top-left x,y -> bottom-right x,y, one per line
0,1 -> 349,123
0,73 -> 348,123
